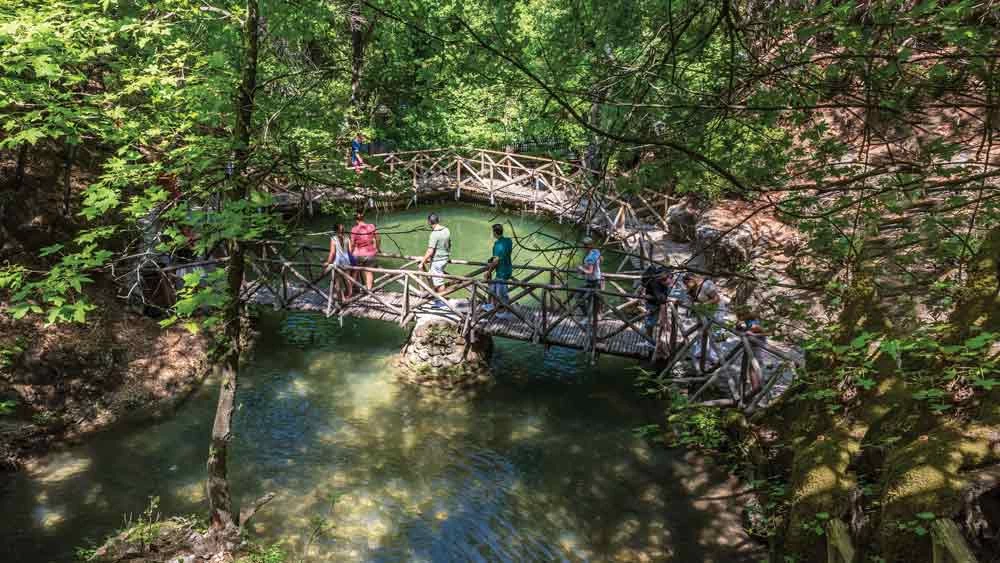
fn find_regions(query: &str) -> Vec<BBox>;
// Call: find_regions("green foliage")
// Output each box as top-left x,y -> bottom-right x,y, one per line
891,511 -> 937,537
800,511 -> 831,536
119,496 -> 163,551
237,544 -> 288,563
0,399 -> 17,416
665,394 -> 727,451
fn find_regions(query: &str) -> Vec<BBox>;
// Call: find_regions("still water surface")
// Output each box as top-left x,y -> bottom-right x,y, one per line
3,206 -> 754,562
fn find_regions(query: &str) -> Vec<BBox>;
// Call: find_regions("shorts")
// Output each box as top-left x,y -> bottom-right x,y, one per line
490,280 -> 510,304
430,259 -> 449,288
354,254 -> 378,268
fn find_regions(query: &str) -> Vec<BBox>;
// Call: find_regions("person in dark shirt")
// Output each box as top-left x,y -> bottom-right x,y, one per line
642,265 -> 674,338
349,133 -> 365,173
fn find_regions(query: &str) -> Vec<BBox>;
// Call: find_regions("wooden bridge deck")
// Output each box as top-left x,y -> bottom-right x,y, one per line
248,285 -> 654,359
236,244 -> 802,414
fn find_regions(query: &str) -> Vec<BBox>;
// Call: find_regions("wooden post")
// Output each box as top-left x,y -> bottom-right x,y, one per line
742,335 -> 763,400
400,275 -> 410,326
412,167 -> 418,204
281,265 -> 288,306
739,343 -> 749,408
699,322 -> 710,373
462,283 -> 477,341
825,520 -> 855,563
541,288 -> 548,342
931,519 -> 977,563
669,303 -> 679,354
589,290 -> 599,365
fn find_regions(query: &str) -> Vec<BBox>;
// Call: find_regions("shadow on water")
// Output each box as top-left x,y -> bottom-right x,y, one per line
2,311 -> 760,562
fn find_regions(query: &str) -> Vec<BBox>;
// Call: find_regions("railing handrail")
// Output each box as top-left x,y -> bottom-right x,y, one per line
369,146 -> 600,175
248,250 -> 801,366
263,244 -> 646,281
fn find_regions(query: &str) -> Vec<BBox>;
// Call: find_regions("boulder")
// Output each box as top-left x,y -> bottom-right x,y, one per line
692,223 -> 754,273
666,198 -> 702,242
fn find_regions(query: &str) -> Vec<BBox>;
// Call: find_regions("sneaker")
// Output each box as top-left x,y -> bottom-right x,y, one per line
480,303 -> 495,312
432,300 -> 448,309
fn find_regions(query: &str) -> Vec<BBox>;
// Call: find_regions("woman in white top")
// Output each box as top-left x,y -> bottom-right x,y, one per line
323,223 -> 354,299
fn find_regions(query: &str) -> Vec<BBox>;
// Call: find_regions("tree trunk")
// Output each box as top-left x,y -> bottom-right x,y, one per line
349,1 -> 363,108
62,142 -> 76,216
14,144 -> 28,191
206,0 -> 259,535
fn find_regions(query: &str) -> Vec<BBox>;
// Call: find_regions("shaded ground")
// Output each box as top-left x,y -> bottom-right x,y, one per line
0,286 -> 209,471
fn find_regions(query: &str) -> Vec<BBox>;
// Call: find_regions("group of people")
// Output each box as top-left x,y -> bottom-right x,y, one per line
417,213 -> 515,319
641,265 -> 766,392
324,207 -> 766,391
322,209 -> 380,299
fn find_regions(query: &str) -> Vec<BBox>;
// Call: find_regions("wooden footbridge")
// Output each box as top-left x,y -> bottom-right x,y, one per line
241,243 -> 800,410
270,147 -> 674,268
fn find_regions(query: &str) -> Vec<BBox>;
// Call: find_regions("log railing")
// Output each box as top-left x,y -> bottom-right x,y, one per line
241,243 -> 800,410
275,147 -> 669,272
822,517 -> 979,563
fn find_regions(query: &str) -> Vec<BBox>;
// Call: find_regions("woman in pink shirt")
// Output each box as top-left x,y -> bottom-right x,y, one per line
349,209 -> 380,290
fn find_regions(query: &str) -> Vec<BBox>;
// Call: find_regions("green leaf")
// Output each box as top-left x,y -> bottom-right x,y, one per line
39,243 -> 64,257
11,303 -> 31,320
915,512 -> 935,520
850,332 -> 873,350
964,332 -> 995,350
31,55 -> 61,79
17,128 -> 47,146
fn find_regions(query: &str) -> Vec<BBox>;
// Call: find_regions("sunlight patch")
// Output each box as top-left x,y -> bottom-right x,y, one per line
34,455 -> 92,483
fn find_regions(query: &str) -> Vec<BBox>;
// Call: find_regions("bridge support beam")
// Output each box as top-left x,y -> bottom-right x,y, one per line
396,317 -> 493,393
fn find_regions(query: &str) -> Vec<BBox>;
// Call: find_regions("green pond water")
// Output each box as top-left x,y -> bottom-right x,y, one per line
2,205 -> 755,562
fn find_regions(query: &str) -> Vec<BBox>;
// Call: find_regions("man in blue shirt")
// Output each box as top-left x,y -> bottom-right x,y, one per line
349,133 -> 365,173
484,224 -> 513,318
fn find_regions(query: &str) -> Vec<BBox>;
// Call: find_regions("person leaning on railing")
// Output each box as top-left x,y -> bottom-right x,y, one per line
641,265 -> 674,347
350,208 -> 379,290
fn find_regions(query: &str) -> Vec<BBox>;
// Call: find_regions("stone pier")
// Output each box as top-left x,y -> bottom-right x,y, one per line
396,317 -> 493,391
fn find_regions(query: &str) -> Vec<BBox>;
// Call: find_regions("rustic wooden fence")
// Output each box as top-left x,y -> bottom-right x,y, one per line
268,147 -> 676,274
239,243 -> 799,410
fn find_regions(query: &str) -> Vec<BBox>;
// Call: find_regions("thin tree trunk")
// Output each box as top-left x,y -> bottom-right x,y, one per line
207,0 -> 259,534
14,144 -> 28,191
349,1 -> 363,108
62,143 -> 76,216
